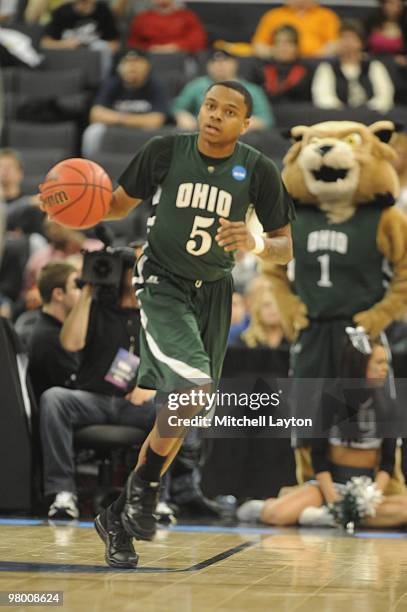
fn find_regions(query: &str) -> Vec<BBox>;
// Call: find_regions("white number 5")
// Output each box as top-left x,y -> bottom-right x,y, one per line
186,215 -> 214,256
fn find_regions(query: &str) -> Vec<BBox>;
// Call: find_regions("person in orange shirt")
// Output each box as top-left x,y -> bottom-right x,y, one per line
252,0 -> 340,59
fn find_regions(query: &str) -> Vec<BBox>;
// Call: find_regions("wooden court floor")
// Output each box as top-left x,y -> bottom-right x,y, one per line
0,519 -> 407,611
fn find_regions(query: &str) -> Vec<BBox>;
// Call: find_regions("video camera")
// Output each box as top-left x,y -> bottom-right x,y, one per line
77,227 -> 137,297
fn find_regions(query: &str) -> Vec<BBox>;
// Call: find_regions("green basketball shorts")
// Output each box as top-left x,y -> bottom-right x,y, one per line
133,254 -> 233,393
290,320 -> 352,379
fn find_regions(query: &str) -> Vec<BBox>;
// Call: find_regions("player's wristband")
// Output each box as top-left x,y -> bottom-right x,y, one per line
251,234 -> 265,255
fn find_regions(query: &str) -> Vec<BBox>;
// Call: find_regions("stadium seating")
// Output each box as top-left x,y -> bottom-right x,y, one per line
6,120 -> 77,153
147,51 -> 187,76
19,148 -> 68,178
91,151 -> 133,183
272,104 -> 387,128
8,21 -> 44,49
97,125 -> 177,157
41,49 -> 104,90
5,123 -> 77,192
240,129 -> 290,160
18,68 -> 84,99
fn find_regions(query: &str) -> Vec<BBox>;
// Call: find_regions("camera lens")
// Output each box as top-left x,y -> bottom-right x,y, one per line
93,259 -> 113,278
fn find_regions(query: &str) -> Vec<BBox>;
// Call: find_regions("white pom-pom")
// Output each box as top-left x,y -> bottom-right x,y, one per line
346,476 -> 383,518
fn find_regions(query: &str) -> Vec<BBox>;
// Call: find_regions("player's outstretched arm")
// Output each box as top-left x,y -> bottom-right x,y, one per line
216,219 -> 293,265
263,224 -> 293,265
104,186 -> 143,220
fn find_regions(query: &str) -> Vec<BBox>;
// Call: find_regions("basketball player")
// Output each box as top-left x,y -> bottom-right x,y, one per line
94,81 -> 295,568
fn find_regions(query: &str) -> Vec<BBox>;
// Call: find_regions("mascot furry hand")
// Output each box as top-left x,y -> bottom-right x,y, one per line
264,120 -> 407,341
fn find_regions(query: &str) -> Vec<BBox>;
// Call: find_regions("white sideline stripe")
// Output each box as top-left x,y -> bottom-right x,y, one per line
132,253 -> 147,286
139,309 -> 210,381
152,186 -> 162,206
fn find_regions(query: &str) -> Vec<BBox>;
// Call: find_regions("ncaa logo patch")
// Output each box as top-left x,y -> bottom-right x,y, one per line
232,165 -> 247,181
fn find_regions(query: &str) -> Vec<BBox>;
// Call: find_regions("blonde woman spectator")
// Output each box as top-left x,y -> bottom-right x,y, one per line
236,286 -> 288,349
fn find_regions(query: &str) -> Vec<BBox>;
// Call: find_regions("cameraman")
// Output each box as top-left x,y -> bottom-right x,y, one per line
40,247 -> 155,520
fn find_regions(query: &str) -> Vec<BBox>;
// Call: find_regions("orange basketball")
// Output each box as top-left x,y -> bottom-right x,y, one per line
40,158 -> 112,229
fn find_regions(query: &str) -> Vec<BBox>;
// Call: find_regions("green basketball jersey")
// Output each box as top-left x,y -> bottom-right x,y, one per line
292,205 -> 386,319
119,134 -> 294,282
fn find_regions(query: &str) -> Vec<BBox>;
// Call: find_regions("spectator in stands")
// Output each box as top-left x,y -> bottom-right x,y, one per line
127,0 -> 207,53
228,290 -> 249,346
25,0 -> 147,23
40,249 -> 156,520
391,132 -> 407,213
365,0 -> 407,60
0,149 -> 45,236
0,150 -> 46,316
312,20 -> 395,113
172,50 -> 274,132
172,51 -> 274,130
24,220 -> 101,292
258,26 -> 313,103
0,0 -> 18,22
0,231 -> 30,317
234,286 -> 288,349
232,251 -> 259,294
81,49 -> 169,158
252,0 -> 340,60
41,0 -> 119,50
28,262 -> 80,403
25,0 -> 68,24
0,148 -> 25,205
110,0 -> 149,19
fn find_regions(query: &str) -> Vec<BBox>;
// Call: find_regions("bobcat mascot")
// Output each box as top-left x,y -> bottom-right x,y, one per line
264,121 -> 407,495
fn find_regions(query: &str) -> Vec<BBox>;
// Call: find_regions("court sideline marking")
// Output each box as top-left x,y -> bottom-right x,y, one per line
0,540 -> 258,574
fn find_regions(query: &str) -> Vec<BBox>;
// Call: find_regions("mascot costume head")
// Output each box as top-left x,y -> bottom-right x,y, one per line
283,120 -> 399,223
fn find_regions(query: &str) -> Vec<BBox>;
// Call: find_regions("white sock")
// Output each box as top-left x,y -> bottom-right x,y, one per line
298,506 -> 336,527
237,500 -> 266,523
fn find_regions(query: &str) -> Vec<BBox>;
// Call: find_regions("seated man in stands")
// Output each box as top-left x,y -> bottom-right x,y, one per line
82,49 -> 169,158
311,19 -> 395,114
172,50 -> 273,132
39,247 -> 156,520
0,149 -> 45,317
252,0 -> 340,59
127,0 -> 207,53
28,262 -> 81,403
40,0 -> 119,50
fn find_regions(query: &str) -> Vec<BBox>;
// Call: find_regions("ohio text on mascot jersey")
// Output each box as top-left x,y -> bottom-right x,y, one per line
263,120 -> 407,492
